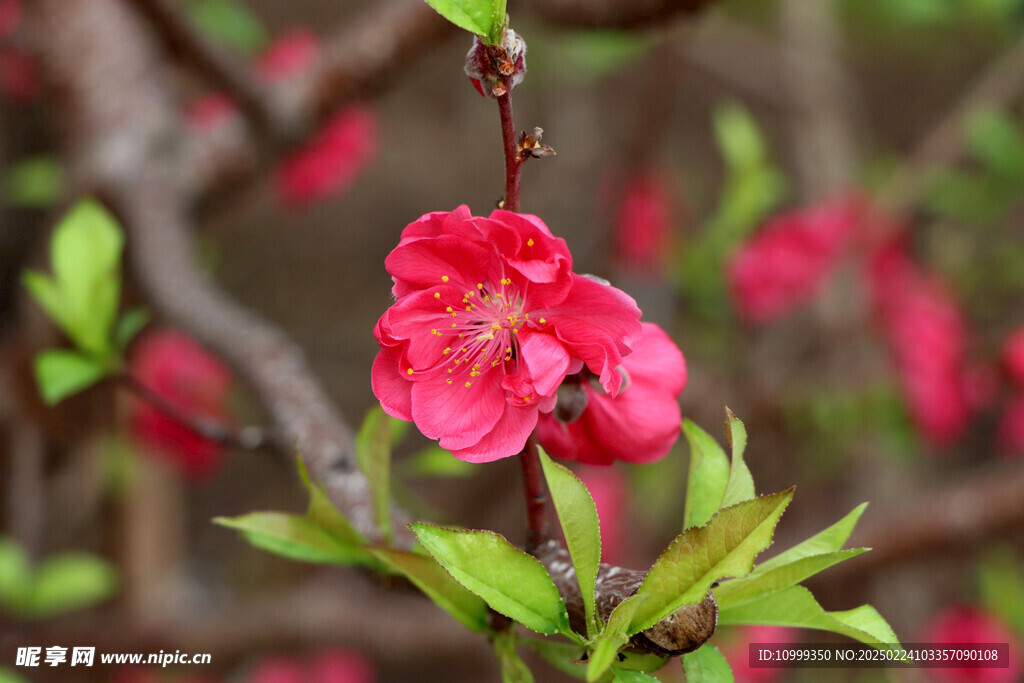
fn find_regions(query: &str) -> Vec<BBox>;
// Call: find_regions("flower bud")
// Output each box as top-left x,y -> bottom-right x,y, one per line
464,28 -> 526,99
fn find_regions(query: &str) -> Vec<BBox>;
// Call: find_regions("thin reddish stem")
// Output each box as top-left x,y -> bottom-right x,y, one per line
497,77 -> 522,212
520,432 -> 549,552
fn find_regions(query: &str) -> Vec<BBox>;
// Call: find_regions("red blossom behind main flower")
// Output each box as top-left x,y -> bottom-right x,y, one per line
535,322 -> 685,465
728,196 -> 861,323
248,649 -> 374,683
372,207 -> 642,462
612,167 -> 675,273
577,466 -> 629,564
274,106 -> 378,207
129,330 -> 233,478
868,242 -> 972,447
720,625 -> 798,683
919,604 -> 1022,683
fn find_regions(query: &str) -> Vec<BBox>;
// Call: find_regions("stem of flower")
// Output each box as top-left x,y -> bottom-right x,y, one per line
117,372 -> 271,450
497,76 -> 522,212
520,432 -> 549,552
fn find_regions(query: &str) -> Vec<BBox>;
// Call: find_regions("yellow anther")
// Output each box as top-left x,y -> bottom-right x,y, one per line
524,395 -> 532,402
473,364 -> 480,370
431,329 -> 438,335
442,275 -> 450,282
465,382 -> 472,388
446,306 -> 453,312
443,347 -> 451,355
446,379 -> 452,384
434,292 -> 440,299
451,323 -> 457,328
477,283 -> 483,289
527,238 -> 534,247
406,368 -> 414,375
539,318 -> 546,324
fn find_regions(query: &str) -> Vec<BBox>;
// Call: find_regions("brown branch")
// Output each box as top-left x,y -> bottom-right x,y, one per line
521,0 -> 717,30
883,31 -> 1024,212
118,371 -> 271,450
123,0 -> 293,140
820,463 -> 1024,583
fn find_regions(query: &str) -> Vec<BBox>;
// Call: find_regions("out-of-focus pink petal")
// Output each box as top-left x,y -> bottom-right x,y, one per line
919,604 -> 1022,683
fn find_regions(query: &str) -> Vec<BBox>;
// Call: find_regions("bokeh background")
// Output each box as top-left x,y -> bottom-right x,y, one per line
1,0 -> 1023,680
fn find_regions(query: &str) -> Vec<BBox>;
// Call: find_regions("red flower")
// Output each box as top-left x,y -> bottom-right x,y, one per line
274,105 -> 378,207
256,28 -> 319,83
248,650 -> 373,683
919,604 -> 1022,683
129,331 -> 232,478
868,243 -> 972,446
720,625 -> 798,683
577,466 -> 629,564
0,49 -> 39,103
997,393 -> 1024,455
535,322 -> 685,465
372,207 -> 642,462
613,168 -> 674,273
1001,326 -> 1024,387
185,92 -> 239,131
728,196 -> 861,323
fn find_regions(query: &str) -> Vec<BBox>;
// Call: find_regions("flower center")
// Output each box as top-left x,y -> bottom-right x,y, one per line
424,276 -> 539,389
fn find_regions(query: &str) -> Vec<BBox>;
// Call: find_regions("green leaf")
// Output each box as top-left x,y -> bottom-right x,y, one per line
186,0 -> 268,55
714,549 -> 868,608
539,448 -> 601,637
625,489 -> 793,635
521,639 -> 590,680
683,419 -> 730,528
494,631 -> 534,683
214,512 -> 373,565
4,156 -> 64,208
979,547 -> 1024,635
611,669 -> 662,683
714,104 -> 767,171
586,633 -> 629,682
423,0 -> 502,40
721,408 -> 755,507
966,108 -> 1024,183
24,553 -> 117,617
754,503 -> 867,574
0,666 -> 32,683
296,455 -> 366,546
399,446 -> 475,478
409,523 -> 571,636
0,538 -> 32,608
369,547 -> 489,632
114,308 -> 150,352
718,585 -> 898,646
21,270 -> 68,338
33,349 -> 108,405
681,643 -> 734,683
355,407 -> 393,544
603,593 -> 650,636
49,199 -> 124,356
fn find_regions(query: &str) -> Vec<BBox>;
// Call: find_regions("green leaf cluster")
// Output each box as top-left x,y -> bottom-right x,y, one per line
22,200 -> 149,404
184,0 -> 268,55
0,537 -> 117,618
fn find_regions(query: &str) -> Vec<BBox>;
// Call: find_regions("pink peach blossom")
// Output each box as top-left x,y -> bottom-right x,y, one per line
721,625 -> 798,683
868,243 -> 972,446
728,196 -> 861,323
256,28 -> 319,83
535,322 -> 685,465
373,207 -> 642,462
613,168 -> 674,272
129,330 -> 233,478
1001,326 -> 1024,387
919,604 -> 1021,683
274,105 -> 378,207
577,466 -> 629,564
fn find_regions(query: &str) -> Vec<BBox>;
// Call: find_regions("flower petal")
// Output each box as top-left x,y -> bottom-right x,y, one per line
449,402 -> 538,463
411,368 -> 505,448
